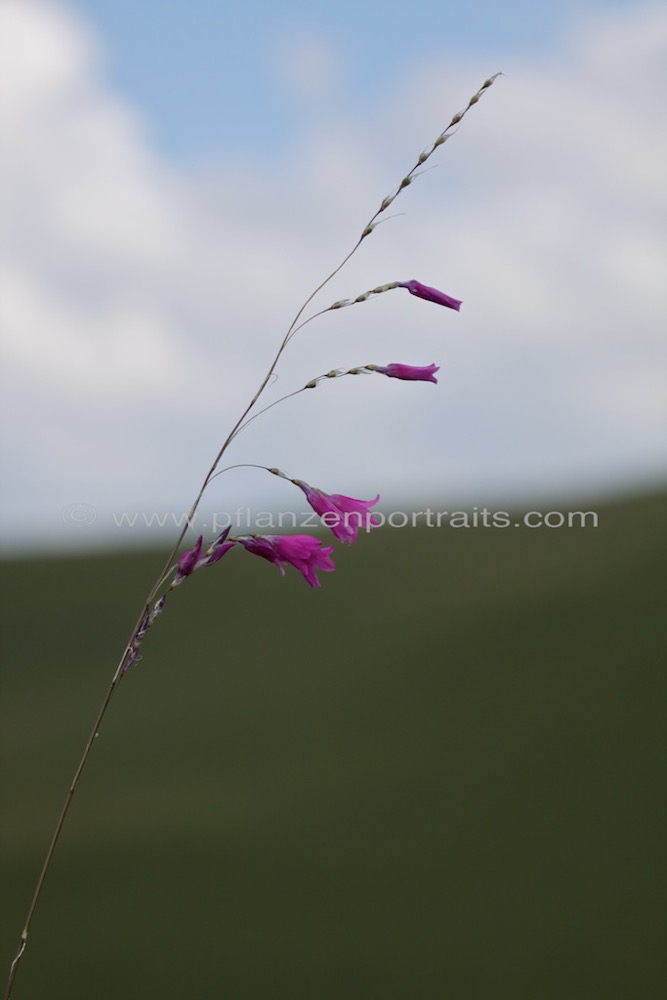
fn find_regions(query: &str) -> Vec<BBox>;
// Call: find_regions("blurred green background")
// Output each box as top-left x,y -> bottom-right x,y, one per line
1,490 -> 666,999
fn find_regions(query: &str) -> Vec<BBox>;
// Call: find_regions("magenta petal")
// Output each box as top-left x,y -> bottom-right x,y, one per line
298,483 -> 380,544
372,363 -> 439,384
206,541 -> 235,565
240,536 -> 281,566
241,534 -> 336,587
399,280 -> 462,311
177,535 -> 203,578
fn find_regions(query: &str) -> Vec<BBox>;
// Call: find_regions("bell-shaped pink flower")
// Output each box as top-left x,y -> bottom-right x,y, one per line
295,481 -> 380,544
399,279 -> 462,311
370,363 -> 439,384
240,534 -> 336,588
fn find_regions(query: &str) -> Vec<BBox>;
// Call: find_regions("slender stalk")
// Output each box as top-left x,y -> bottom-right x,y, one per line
3,641 -> 137,1000
4,74 -> 499,998
2,225 -> 367,1000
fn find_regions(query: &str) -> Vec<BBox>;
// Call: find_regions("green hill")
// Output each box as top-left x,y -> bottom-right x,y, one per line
1,491 -> 666,999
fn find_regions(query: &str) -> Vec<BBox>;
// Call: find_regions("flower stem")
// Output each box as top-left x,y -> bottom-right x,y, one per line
4,74 -> 499,998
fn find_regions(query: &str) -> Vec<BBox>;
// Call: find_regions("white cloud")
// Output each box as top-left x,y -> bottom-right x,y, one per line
0,0 -> 665,550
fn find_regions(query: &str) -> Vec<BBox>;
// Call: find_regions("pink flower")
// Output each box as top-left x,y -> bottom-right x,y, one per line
296,481 -> 380,544
370,363 -> 439,384
399,279 -> 462,311
240,534 -> 336,588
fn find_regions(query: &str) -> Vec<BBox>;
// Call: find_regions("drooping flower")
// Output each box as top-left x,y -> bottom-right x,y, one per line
240,534 -> 336,588
368,363 -> 439,384
399,279 -> 462,311
294,480 -> 380,544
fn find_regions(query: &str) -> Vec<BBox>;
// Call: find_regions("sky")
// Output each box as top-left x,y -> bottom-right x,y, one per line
0,0 -> 666,551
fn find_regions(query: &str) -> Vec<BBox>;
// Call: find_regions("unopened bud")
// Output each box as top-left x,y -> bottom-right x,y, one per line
399,176 -> 412,189
305,380 -> 318,389
468,94 -> 479,105
450,111 -> 463,125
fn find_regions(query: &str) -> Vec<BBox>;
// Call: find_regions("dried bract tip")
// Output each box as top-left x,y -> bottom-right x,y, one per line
482,72 -> 502,88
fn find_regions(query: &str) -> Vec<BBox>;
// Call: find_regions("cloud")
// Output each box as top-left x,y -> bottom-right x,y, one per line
0,0 -> 665,549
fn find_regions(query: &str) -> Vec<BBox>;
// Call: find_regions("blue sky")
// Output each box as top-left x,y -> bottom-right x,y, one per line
67,0 -> 628,158
0,0 -> 665,550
